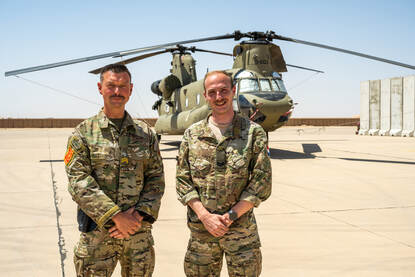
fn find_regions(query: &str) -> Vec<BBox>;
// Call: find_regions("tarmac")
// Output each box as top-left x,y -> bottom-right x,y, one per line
0,126 -> 414,277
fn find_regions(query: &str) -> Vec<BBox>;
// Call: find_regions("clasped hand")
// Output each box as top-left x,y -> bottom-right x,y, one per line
109,207 -> 143,239
200,213 -> 233,238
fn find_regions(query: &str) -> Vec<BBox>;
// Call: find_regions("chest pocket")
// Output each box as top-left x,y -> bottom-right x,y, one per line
229,156 -> 247,170
90,146 -> 115,169
128,138 -> 150,183
89,145 -> 116,188
228,155 -> 249,176
190,157 -> 212,178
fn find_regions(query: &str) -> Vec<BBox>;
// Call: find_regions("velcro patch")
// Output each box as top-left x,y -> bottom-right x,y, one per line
64,146 -> 74,166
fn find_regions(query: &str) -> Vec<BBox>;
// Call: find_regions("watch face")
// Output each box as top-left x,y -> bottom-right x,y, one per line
229,210 -> 238,221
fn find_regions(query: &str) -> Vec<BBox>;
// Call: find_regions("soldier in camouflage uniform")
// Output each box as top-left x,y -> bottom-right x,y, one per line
176,70 -> 272,276
65,64 -> 165,277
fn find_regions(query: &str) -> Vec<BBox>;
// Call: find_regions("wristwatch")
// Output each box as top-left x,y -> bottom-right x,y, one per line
227,209 -> 238,221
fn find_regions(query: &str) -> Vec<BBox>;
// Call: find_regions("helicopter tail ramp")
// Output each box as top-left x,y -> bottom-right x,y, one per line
360,75 -> 415,137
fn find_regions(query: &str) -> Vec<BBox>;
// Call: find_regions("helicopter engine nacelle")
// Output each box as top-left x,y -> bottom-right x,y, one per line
150,74 -> 182,100
151,80 -> 162,96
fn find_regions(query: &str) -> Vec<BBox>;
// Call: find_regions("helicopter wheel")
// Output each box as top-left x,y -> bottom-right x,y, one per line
156,134 -> 161,142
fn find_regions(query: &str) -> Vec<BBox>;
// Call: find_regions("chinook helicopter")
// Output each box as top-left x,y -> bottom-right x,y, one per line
5,30 -> 415,135
89,42 -> 310,135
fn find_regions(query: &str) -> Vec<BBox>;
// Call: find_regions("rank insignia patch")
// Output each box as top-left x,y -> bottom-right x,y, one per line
64,147 -> 74,165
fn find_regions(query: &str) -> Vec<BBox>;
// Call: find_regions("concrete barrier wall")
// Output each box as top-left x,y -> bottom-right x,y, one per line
359,81 -> 370,135
368,80 -> 380,135
402,75 -> 415,136
379,78 -> 391,136
0,117 -> 358,128
390,77 -> 403,136
361,75 -> 415,137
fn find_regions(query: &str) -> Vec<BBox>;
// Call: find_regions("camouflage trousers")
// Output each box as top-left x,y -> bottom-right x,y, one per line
74,228 -> 155,277
184,228 -> 262,277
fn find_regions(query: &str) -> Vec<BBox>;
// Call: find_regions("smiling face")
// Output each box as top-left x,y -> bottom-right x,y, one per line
98,70 -> 133,117
203,72 -> 235,119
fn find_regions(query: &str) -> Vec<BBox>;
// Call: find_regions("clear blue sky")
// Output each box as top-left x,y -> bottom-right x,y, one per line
1,0 -> 414,118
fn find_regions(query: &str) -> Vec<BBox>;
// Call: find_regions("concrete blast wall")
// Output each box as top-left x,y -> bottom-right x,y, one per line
360,75 -> 415,137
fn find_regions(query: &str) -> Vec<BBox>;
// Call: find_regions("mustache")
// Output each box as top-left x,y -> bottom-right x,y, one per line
110,95 -> 125,99
214,99 -> 226,104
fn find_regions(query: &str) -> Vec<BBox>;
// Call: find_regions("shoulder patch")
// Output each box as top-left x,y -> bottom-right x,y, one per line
64,146 -> 75,166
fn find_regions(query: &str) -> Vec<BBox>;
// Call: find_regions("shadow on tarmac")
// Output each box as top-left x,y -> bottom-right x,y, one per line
270,143 -> 321,160
161,141 -> 181,147
270,143 -> 415,165
269,148 -> 316,160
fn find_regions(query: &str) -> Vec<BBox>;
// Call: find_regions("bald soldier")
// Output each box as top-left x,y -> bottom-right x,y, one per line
176,70 -> 272,276
65,64 -> 165,276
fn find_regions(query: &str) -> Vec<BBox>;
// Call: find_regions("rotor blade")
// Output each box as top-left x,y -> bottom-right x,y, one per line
193,48 -> 233,57
286,64 -> 324,73
5,51 -> 119,77
117,33 -> 236,57
88,50 -> 169,74
5,33 -> 236,77
273,34 -> 415,70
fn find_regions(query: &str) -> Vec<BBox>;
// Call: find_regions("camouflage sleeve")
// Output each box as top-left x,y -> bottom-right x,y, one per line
135,128 -> 165,223
65,130 -> 120,229
176,129 -> 200,205
240,126 -> 272,207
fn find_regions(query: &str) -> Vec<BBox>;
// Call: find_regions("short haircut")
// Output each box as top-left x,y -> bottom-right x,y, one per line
99,64 -> 132,83
203,70 -> 233,90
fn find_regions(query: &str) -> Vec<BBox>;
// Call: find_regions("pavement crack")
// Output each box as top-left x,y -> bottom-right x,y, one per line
47,132 -> 67,277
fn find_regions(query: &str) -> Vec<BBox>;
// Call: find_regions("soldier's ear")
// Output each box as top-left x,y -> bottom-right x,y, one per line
98,82 -> 103,95
129,83 -> 133,95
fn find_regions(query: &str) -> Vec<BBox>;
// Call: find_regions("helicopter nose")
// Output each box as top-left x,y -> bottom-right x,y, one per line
237,92 -> 293,126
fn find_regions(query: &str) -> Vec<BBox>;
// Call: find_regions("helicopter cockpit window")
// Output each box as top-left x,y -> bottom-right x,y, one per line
234,70 -> 255,79
259,79 -> 272,92
275,79 -> 287,92
272,72 -> 281,78
185,97 -> 189,107
270,79 -> 280,91
238,79 -> 259,93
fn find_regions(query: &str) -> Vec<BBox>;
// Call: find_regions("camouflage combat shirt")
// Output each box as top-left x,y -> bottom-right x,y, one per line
65,109 -> 165,229
176,114 -> 272,233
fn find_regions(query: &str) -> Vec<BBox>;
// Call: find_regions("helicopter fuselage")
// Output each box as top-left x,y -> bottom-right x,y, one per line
152,40 -> 294,135
154,67 -> 293,134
